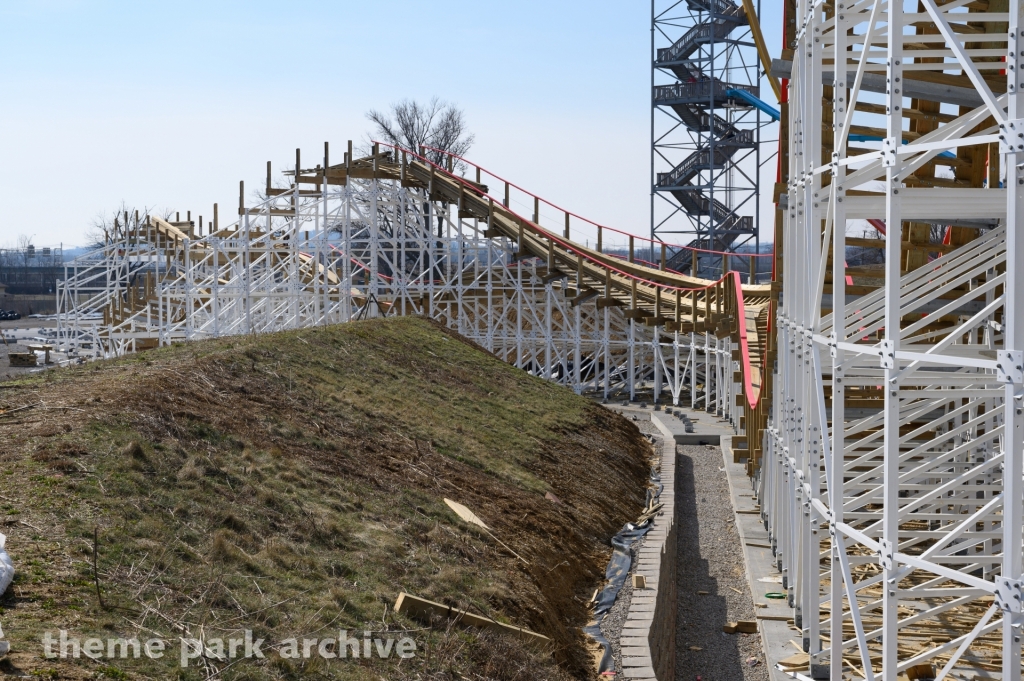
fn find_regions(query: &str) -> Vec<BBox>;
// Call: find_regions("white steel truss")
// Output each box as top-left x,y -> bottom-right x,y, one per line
767,0 -> 1024,677
56,149 -> 768,430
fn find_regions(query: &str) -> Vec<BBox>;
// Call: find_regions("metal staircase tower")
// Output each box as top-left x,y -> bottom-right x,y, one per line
651,0 -> 766,279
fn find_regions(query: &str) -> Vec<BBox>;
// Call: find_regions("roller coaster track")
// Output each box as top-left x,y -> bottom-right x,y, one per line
47,0 -> 1024,674
56,143 -> 777,463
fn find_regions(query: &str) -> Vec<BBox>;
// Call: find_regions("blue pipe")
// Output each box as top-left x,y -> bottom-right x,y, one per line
720,92 -> 957,160
724,88 -> 781,121
848,133 -> 956,159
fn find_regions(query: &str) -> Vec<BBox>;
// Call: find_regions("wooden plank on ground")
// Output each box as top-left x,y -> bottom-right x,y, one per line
393,592 -> 550,646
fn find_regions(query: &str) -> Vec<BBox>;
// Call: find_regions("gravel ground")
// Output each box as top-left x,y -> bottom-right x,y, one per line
675,443 -> 768,681
625,410 -> 659,436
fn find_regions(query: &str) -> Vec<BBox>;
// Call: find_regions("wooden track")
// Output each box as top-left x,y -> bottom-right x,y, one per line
292,148 -> 776,463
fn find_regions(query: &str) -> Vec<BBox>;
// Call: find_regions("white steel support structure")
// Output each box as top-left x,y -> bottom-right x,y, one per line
766,0 -> 1024,677
57,150 -> 762,417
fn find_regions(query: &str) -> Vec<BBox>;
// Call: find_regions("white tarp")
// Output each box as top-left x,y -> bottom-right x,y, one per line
0,533 -> 12,596
0,533 -> 10,658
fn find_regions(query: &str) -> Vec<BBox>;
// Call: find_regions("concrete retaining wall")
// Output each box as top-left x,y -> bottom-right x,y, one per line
620,418 -> 677,679
1,294 -> 56,316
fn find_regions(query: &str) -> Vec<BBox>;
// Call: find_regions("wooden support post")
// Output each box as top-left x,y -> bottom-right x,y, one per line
661,243 -> 667,271
347,140 -> 353,169
675,289 -> 682,324
504,182 -> 509,208
597,226 -> 603,253
533,196 -> 539,224
296,148 -> 301,178
198,215 -> 203,237
266,161 -> 272,194
629,236 -> 635,263
214,203 -> 219,231
722,253 -> 729,278
692,249 -> 698,277
239,181 -> 245,216
564,212 -> 570,240
324,141 -> 329,169
749,254 -> 756,284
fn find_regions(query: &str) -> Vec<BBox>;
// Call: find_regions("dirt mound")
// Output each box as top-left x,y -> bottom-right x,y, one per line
0,317 -> 652,680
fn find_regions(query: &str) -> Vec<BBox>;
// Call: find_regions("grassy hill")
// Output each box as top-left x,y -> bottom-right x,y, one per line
0,317 -> 652,680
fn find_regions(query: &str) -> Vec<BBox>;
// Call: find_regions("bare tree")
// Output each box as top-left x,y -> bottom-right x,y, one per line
366,97 -> 475,172
0,235 -> 35,268
85,202 -> 169,248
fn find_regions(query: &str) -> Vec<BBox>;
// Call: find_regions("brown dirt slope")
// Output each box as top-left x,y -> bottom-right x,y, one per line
0,316 -> 652,680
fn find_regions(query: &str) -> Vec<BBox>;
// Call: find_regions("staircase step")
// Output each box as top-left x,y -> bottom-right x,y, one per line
656,5 -> 747,64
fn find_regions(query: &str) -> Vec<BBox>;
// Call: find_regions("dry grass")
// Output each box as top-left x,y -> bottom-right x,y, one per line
0,317 -> 652,680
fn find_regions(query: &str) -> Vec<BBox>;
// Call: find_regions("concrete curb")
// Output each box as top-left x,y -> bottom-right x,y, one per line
719,435 -> 795,681
619,416 -> 677,680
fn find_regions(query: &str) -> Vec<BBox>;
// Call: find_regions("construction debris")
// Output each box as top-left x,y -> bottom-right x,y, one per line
722,620 -> 757,634
393,592 -> 550,647
443,498 -> 529,565
778,652 -> 810,671
0,533 -> 12,597
7,353 -> 36,367
443,498 -> 489,529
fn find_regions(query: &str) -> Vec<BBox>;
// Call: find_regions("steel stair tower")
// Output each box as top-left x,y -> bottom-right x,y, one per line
651,0 -> 768,280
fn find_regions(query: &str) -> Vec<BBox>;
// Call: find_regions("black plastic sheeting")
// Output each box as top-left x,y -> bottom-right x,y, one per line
583,469 -> 664,675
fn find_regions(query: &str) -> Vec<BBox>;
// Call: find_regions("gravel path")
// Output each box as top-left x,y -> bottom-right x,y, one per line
675,443 -> 768,681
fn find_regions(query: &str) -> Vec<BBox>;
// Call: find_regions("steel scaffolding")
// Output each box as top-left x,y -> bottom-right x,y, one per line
56,147 -> 774,447
652,0 -> 771,278
765,0 -> 1024,676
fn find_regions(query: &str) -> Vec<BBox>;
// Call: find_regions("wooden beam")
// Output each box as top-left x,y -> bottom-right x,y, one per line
393,593 -> 550,647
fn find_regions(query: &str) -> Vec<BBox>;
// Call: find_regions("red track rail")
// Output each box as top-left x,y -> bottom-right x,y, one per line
374,141 -> 770,409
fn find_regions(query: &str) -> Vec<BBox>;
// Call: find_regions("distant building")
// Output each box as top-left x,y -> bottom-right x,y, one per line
0,248 -> 62,315
0,246 -> 64,295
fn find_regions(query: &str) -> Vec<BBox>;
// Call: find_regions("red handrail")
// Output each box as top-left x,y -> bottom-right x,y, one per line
415,143 -> 774,259
377,141 -> 729,293
375,140 -> 768,409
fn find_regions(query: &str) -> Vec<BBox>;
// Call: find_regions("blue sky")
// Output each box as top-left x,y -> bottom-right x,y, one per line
0,0 -> 783,248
